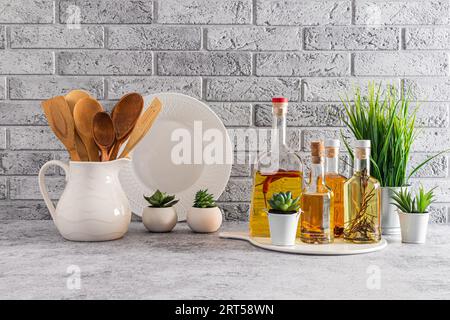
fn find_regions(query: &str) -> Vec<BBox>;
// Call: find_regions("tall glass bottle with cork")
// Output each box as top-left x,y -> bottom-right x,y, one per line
344,140 -> 381,243
249,97 -> 304,237
300,141 -> 334,244
324,139 -> 346,237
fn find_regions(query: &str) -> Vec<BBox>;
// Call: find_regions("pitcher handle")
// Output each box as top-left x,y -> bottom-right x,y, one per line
38,160 -> 69,220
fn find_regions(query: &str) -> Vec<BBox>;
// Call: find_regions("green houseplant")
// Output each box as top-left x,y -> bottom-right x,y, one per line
391,186 -> 436,244
340,82 -> 446,235
187,190 -> 222,233
266,192 -> 301,246
142,190 -> 178,232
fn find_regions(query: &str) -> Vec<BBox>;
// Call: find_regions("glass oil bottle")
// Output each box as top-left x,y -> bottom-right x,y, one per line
249,97 -> 304,237
324,139 -> 346,238
343,140 -> 381,243
300,141 -> 334,244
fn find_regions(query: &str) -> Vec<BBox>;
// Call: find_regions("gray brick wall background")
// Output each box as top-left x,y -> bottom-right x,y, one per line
0,0 -> 449,223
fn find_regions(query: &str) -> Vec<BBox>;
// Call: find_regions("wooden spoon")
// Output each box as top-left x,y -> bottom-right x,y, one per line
73,97 -> 104,161
64,91 -> 92,161
93,112 -> 115,162
119,97 -> 162,159
109,93 -> 144,160
41,96 -> 80,161
65,89 -> 91,113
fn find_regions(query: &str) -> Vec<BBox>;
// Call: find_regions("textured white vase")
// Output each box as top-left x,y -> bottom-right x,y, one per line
38,158 -> 132,242
142,207 -> 177,232
268,211 -> 300,246
187,207 -> 223,233
398,211 -> 430,244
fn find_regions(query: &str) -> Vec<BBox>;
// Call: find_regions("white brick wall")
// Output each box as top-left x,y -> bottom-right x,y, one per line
0,0 -> 449,223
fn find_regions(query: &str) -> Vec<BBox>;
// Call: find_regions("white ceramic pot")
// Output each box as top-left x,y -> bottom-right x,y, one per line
187,207 -> 222,233
398,210 -> 430,244
38,158 -> 132,242
268,211 -> 300,246
381,187 -> 403,235
142,207 -> 177,232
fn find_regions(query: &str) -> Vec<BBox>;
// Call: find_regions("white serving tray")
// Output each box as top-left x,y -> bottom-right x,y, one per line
219,231 -> 387,256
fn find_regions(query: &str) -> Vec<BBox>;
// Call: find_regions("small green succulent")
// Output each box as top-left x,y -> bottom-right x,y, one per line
391,185 -> 436,213
268,191 -> 300,213
144,190 -> 179,208
193,189 -> 217,208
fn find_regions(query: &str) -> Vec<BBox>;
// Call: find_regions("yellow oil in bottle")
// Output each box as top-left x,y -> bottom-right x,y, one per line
324,173 -> 346,237
300,192 -> 334,244
249,170 -> 303,237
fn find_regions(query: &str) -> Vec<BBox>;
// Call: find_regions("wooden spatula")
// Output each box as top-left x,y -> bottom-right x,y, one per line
73,97 -> 103,161
41,96 -> 80,161
118,97 -> 162,159
109,93 -> 144,160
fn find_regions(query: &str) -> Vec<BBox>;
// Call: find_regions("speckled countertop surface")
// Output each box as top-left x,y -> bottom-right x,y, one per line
0,221 -> 449,300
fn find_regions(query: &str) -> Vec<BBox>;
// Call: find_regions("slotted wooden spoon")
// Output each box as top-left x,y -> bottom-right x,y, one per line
93,112 -> 115,162
109,93 -> 144,160
119,97 -> 162,159
41,96 -> 80,161
73,97 -> 104,161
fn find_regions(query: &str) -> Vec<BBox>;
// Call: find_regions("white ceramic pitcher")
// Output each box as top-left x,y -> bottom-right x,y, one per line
39,158 -> 132,241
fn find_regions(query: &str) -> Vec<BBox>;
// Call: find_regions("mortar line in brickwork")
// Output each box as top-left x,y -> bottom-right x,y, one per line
153,0 -> 158,23
350,53 -> 355,76
54,0 -> 60,24
201,77 -> 207,100
152,51 -> 157,76
351,0 -> 356,25
5,127 -> 10,150
3,22 -> 450,27
400,27 -> 405,51
252,0 -> 257,25
100,76 -> 107,100
201,27 -> 207,50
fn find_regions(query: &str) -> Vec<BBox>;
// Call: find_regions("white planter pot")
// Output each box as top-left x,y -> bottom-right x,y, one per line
268,211 -> 300,246
142,207 -> 177,233
187,207 -> 222,233
381,187 -> 404,235
398,211 -> 430,244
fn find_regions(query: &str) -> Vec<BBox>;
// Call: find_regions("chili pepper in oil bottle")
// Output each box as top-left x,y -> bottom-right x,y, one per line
249,97 -> 304,237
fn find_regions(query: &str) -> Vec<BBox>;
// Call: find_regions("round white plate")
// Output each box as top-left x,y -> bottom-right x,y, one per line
119,93 -> 232,220
220,232 -> 388,255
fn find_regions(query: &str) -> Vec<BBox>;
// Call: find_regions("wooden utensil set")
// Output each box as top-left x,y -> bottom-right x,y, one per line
41,90 -> 162,162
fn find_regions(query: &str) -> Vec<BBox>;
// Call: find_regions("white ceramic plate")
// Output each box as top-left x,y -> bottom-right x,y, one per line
220,232 -> 388,255
119,93 -> 232,221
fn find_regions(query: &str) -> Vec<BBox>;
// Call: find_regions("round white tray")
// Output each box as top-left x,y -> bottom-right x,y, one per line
219,231 -> 388,256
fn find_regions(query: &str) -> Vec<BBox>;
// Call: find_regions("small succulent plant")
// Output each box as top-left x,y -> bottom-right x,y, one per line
144,190 -> 179,208
268,191 -> 300,213
391,185 -> 436,213
193,189 -> 217,208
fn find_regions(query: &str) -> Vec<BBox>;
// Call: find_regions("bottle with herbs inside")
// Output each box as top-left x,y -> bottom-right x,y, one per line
249,97 -> 304,237
344,140 -> 381,243
324,139 -> 346,238
300,141 -> 334,244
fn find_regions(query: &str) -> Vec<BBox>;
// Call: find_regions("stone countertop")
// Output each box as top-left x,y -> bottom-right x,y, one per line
0,221 -> 449,300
